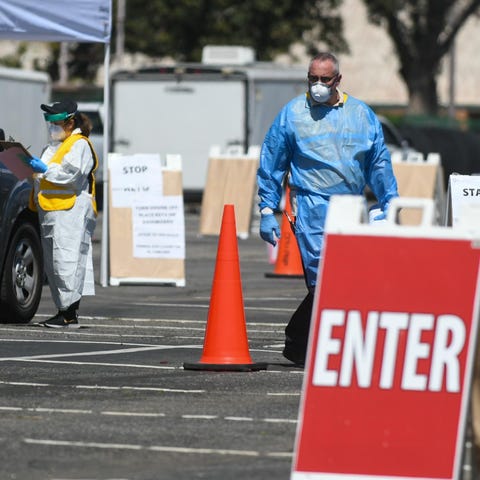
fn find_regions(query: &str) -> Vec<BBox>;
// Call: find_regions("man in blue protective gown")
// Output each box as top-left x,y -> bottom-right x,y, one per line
257,52 -> 399,366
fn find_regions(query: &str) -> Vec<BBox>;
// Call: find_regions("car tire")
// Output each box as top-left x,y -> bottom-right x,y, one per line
0,221 -> 44,323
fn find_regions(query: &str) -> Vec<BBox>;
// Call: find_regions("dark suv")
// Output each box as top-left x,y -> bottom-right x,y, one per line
0,129 -> 44,323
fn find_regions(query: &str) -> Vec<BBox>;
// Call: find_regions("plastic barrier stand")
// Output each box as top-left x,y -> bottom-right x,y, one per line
446,174 -> 480,229
291,196 -> 480,480
108,153 -> 185,286
199,146 -> 260,238
392,161 -> 439,225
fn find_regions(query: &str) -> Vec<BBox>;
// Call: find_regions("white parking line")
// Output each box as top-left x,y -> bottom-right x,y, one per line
0,327 -> 168,339
181,414 -> 217,420
24,407 -> 93,414
0,381 -> 204,393
24,438 -> 143,451
0,381 -> 50,387
263,418 -> 298,424
224,416 -> 253,422
75,385 -> 204,393
102,411 -> 166,417
23,438 -> 293,458
0,405 -> 298,424
24,314 -> 289,327
0,345 -> 177,362
1,321 -> 283,333
195,296 -> 300,302
131,302 -> 295,313
267,392 -> 301,396
12,359 -> 178,369
0,343 -> 202,371
0,338 -> 166,347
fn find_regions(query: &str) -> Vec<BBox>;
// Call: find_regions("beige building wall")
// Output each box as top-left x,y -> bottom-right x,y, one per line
334,0 -> 480,108
1,0 -> 479,108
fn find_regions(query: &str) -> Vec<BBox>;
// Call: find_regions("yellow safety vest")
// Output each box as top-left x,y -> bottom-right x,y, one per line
29,134 -> 98,215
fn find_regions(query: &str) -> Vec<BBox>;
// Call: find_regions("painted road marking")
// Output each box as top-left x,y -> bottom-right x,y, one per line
0,345 -> 178,361
1,317 -> 283,333
267,392 -> 301,396
0,381 -> 50,386
101,411 -> 166,417
83,324 -> 282,334
75,385 -> 204,393
182,414 -> 217,420
26,315 -> 289,326
0,327 -> 169,339
0,381 -> 204,393
0,338 -> 170,347
23,438 -> 293,457
108,317 -> 284,326
0,405 -> 297,424
1,358 -> 302,372
0,344 -> 201,370
9,359 -> 178,369
131,302 -> 294,313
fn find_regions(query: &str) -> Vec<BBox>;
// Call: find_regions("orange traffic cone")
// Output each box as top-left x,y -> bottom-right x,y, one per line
265,187 -> 304,279
184,204 -> 267,372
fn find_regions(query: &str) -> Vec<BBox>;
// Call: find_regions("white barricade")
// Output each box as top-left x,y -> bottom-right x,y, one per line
391,150 -> 445,226
445,173 -> 480,231
291,195 -> 480,480
108,152 -> 185,286
200,145 -> 260,238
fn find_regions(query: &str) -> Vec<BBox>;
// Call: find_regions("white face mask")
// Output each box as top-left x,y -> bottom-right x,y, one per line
48,123 -> 67,142
309,82 -> 332,104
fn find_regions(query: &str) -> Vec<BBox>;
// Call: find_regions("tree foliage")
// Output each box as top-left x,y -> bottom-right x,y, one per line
123,0 -> 348,62
361,0 -> 480,115
47,43 -> 105,83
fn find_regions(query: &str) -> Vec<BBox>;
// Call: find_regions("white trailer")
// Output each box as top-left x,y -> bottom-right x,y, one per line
110,61 -> 307,194
0,66 -> 51,156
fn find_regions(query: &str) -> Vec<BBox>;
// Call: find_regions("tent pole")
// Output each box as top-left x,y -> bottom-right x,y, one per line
100,41 -> 111,287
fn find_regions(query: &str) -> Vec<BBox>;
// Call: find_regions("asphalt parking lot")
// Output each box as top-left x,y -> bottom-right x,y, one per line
0,208 -> 308,480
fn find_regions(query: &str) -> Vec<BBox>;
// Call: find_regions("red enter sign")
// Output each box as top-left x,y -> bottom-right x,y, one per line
292,232 -> 480,480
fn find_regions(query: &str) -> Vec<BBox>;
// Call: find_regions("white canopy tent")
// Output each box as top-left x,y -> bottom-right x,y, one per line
0,0 -> 112,286
0,1 -> 111,42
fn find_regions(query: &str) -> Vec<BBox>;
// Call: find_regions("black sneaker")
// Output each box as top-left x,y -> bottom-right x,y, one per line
43,312 -> 80,329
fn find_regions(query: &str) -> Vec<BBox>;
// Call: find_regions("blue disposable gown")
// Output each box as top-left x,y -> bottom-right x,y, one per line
257,92 -> 399,288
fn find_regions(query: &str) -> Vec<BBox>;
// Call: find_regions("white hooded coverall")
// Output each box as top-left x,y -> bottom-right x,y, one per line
33,128 -> 97,311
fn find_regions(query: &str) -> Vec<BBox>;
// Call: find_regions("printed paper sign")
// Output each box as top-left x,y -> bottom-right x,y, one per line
109,153 -> 163,207
132,196 -> 185,259
449,174 -> 480,227
292,233 -> 480,480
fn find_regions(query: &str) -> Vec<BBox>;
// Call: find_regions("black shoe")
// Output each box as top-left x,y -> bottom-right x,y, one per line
43,312 -> 80,329
282,344 -> 305,367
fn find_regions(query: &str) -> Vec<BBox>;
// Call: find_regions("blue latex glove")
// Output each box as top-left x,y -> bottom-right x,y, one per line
372,202 -> 389,221
29,155 -> 47,173
260,213 -> 281,246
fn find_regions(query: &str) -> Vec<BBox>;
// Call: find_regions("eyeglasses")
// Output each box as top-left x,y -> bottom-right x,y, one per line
307,74 -> 337,84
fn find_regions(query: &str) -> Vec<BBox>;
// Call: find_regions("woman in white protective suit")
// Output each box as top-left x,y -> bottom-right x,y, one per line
28,99 -> 98,328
